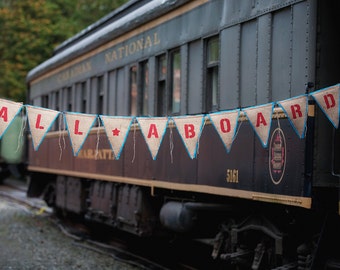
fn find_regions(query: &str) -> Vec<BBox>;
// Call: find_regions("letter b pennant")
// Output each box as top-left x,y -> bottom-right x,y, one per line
172,115 -> 205,159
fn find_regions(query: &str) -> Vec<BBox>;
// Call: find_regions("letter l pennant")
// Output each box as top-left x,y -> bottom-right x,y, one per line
26,105 -> 60,150
64,112 -> 97,156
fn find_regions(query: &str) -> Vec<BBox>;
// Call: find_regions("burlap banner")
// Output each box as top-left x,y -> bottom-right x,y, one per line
243,103 -> 274,147
137,117 -> 169,160
99,115 -> 133,159
0,99 -> 23,138
1,83 -> 339,159
26,105 -> 60,150
208,109 -> 240,153
172,115 -> 205,159
64,112 -> 97,156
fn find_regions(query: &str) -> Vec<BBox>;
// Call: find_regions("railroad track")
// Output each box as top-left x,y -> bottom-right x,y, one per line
0,180 -> 217,270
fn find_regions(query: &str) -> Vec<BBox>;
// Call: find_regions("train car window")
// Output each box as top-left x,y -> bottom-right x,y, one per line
97,76 -> 104,115
140,61 -> 149,116
157,54 -> 167,116
53,91 -> 60,131
42,94 -> 49,108
64,87 -> 72,112
170,50 -> 181,115
129,65 -> 138,116
205,36 -> 219,112
81,82 -> 87,113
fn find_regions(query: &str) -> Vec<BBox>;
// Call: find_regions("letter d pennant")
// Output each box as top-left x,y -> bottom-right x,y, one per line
310,84 -> 339,128
172,115 -> 205,159
64,112 -> 97,156
137,117 -> 168,160
26,105 -> 60,151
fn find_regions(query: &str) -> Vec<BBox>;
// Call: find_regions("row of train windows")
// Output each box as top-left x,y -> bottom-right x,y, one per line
40,36 -> 219,118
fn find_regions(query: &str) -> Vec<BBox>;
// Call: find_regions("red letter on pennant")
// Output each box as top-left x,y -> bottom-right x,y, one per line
184,124 -> 195,138
290,104 -> 302,119
0,107 -> 8,122
323,94 -> 336,109
147,124 -> 159,138
74,120 -> 83,135
256,112 -> 267,127
220,118 -> 231,133
35,114 -> 44,129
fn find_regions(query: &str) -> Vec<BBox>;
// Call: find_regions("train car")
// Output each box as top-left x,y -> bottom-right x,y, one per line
25,0 -> 340,268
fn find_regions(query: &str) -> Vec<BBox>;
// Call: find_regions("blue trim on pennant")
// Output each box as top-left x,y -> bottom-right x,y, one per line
99,115 -> 133,159
208,109 -> 240,153
172,114 -> 205,159
310,84 -> 340,128
64,112 -> 97,156
136,116 -> 169,160
243,103 -> 274,148
277,94 -> 308,139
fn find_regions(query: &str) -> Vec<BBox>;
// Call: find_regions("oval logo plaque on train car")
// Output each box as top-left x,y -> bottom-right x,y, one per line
269,128 -> 286,185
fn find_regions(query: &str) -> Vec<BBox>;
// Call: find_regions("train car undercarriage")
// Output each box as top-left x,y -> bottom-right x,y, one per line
27,174 -> 340,269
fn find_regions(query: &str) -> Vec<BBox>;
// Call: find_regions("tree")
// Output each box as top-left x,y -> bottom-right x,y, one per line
0,0 -> 128,101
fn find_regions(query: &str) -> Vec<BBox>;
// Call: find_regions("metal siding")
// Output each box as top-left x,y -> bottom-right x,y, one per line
256,14 -> 272,104
103,73 -> 108,115
271,7 -> 292,101
90,77 -> 98,114
220,25 -> 240,110
291,1 -> 311,96
240,20 -> 257,107
108,70 -> 117,116
116,67 -> 129,116
148,56 -> 156,116
188,40 -> 203,115
180,44 -> 188,115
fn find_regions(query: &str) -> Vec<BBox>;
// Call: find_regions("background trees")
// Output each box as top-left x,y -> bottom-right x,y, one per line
0,0 -> 127,101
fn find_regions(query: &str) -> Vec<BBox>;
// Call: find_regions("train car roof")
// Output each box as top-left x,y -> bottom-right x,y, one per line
27,0 -> 190,83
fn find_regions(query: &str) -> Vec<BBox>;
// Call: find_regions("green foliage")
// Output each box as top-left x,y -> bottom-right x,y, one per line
0,0 -> 128,101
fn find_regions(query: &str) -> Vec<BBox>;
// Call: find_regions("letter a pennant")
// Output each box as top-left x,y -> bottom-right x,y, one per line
172,115 -> 205,159
243,103 -> 274,147
277,95 -> 308,138
99,115 -> 133,159
26,105 -> 60,150
208,109 -> 240,153
137,117 -> 169,160
0,99 -> 23,138
310,84 -> 339,128
64,112 -> 97,156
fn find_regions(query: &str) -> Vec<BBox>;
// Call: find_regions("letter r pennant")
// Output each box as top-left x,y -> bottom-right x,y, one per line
278,95 -> 308,138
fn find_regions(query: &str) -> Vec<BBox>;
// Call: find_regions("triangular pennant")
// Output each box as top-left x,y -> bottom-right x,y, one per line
26,105 -> 60,151
277,95 -> 308,138
243,103 -> 274,147
99,115 -> 133,159
64,112 -> 97,156
0,99 -> 23,138
208,109 -> 240,153
172,115 -> 205,159
310,84 -> 339,128
137,117 -> 169,160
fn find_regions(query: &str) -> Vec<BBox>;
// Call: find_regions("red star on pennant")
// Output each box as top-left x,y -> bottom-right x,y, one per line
112,128 -> 120,136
